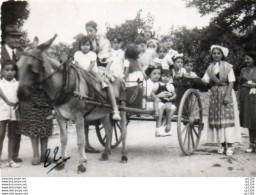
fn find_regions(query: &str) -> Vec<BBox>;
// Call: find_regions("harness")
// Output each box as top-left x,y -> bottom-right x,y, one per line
21,51 -> 123,114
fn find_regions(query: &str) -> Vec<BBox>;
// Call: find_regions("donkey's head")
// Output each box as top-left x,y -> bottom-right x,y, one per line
17,34 -> 57,101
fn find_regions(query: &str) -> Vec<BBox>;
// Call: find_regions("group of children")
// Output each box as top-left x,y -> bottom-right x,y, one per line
0,25 -> 245,168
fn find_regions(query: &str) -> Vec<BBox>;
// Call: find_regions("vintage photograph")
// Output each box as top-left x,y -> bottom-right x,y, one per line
0,0 -> 256,177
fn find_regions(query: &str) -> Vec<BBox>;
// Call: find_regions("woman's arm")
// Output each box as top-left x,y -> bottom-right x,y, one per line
223,82 -> 234,104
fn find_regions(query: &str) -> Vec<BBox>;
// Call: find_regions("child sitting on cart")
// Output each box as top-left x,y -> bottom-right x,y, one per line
151,69 -> 176,136
184,58 -> 198,78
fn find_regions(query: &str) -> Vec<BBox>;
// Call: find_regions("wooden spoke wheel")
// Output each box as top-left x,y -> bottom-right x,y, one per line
95,118 -> 127,149
177,89 -> 204,155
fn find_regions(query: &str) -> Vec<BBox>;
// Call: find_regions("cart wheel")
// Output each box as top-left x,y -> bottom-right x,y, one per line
177,89 -> 204,155
95,119 -> 125,149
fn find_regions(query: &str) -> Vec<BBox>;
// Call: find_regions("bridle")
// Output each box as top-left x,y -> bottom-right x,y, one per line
22,51 -> 64,84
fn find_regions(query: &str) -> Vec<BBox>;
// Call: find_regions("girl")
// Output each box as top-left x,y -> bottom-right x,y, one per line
109,36 -> 128,78
151,69 -> 176,135
138,24 -> 155,41
153,44 -> 171,70
202,45 -> 241,156
74,36 -> 108,88
0,61 -> 21,168
239,51 -> 256,153
85,21 -> 120,120
144,63 -> 173,137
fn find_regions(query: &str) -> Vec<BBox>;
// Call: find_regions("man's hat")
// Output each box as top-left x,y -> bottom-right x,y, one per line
4,25 -> 23,36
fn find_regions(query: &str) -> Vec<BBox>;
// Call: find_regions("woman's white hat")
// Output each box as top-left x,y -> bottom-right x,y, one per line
210,45 -> 229,58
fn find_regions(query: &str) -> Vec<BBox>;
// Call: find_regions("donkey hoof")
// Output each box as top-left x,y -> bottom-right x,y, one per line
100,153 -> 109,161
55,162 -> 65,170
121,156 -> 128,163
77,164 -> 86,173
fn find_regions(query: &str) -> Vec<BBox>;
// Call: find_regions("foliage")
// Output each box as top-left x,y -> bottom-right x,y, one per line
50,43 -> 72,62
1,0 -> 30,30
172,23 -> 245,78
187,0 -> 256,33
106,10 -> 145,47
1,0 -> 30,48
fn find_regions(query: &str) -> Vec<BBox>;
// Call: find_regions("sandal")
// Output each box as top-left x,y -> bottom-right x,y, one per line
6,160 -> 20,168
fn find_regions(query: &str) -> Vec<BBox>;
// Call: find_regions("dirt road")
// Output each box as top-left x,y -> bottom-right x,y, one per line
1,118 -> 256,177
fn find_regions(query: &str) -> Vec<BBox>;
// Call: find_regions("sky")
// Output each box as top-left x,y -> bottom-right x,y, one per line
23,0 -> 212,44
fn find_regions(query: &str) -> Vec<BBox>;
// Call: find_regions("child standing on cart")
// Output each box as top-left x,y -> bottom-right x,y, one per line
151,69 -> 176,136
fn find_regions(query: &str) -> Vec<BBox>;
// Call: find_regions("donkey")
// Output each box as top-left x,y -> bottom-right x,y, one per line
17,35 -> 128,173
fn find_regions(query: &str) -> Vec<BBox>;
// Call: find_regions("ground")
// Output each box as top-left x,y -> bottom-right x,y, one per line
1,117 -> 256,177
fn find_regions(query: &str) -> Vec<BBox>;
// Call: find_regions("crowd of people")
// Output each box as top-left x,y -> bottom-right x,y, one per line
0,21 -> 256,169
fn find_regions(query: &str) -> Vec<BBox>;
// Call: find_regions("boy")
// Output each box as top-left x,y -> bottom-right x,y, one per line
0,60 -> 21,168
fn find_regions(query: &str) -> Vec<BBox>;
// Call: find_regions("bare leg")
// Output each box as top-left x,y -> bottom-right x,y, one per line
0,121 -> 7,161
156,105 -> 165,128
165,103 -> 176,132
40,137 -> 49,162
31,137 -> 40,165
105,79 -> 120,120
154,98 -> 160,117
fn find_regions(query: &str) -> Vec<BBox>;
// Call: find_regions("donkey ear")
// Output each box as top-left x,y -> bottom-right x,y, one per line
30,36 -> 39,47
38,34 -> 57,51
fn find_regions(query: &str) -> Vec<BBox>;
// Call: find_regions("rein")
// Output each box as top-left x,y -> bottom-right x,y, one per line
22,51 -> 64,83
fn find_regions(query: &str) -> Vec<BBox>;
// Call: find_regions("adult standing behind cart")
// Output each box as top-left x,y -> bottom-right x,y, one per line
239,51 -> 256,153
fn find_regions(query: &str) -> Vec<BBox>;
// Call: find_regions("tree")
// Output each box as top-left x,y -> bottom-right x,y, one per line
187,0 -> 256,33
106,10 -> 146,47
1,0 -> 30,30
172,23 -> 245,77
1,0 -> 30,47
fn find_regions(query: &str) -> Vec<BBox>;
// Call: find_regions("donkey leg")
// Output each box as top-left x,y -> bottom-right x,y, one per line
120,101 -> 128,163
99,116 -> 112,161
55,116 -> 68,170
84,123 -> 100,153
75,117 -> 87,173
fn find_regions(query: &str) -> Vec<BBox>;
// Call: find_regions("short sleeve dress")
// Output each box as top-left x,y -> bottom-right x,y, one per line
239,66 -> 256,128
19,85 -> 53,138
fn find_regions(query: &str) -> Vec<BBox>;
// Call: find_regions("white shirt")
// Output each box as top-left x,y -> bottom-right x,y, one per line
139,48 -> 157,71
92,35 -> 112,64
0,78 -> 19,121
186,71 -> 198,77
143,79 -> 157,98
202,62 -> 236,83
109,49 -> 128,78
74,51 -> 98,72
163,48 -> 179,66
